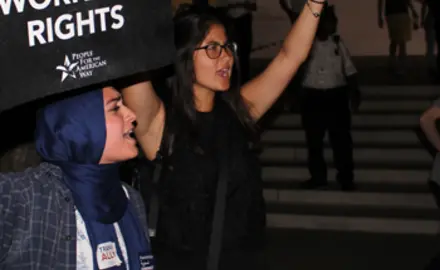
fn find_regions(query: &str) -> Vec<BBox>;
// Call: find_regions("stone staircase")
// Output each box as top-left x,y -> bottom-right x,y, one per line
260,85 -> 440,235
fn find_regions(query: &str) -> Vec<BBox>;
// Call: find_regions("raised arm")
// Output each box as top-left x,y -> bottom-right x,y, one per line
122,81 -> 165,160
240,0 -> 324,120
420,105 -> 440,152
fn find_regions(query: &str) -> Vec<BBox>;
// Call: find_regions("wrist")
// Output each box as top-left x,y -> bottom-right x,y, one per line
306,0 -> 326,17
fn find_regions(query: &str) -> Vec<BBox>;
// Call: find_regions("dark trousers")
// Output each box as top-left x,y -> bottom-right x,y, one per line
230,13 -> 253,83
301,86 -> 354,184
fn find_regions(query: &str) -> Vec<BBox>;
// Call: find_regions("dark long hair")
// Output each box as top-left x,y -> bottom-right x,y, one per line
167,4 -> 255,139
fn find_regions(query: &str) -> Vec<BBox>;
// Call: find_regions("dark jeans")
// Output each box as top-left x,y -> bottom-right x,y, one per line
301,86 -> 354,184
229,13 -> 253,83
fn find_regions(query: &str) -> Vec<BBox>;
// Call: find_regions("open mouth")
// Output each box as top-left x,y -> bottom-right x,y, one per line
123,129 -> 135,139
216,67 -> 230,78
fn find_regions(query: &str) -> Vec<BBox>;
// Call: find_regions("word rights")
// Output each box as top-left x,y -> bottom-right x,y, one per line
0,0 -> 125,47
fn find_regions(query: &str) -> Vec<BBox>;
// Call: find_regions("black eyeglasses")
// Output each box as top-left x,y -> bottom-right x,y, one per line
194,42 -> 237,59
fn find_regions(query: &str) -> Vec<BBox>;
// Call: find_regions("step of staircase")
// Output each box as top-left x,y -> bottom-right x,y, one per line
359,85 -> 439,100
266,213 -> 440,235
264,190 -> 439,235
263,190 -> 436,209
360,85 -> 440,99
266,202 -> 438,221
260,146 -> 432,168
357,100 -> 428,113
261,130 -> 422,147
262,167 -> 429,186
270,114 -> 420,129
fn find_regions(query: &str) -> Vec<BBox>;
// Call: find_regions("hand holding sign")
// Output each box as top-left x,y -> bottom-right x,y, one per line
0,0 -> 175,112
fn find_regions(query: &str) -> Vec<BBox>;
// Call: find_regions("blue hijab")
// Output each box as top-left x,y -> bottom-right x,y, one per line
35,90 -> 154,270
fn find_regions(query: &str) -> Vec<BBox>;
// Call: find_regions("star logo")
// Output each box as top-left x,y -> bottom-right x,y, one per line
56,55 -> 79,82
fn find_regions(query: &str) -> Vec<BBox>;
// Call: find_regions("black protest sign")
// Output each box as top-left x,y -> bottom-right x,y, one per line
0,0 -> 175,112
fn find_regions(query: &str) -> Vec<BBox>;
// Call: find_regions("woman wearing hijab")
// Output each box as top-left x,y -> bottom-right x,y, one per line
0,87 -> 154,269
123,2 -> 326,269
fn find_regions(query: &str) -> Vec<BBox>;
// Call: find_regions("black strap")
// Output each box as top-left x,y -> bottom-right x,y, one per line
147,157 -> 163,237
147,132 -> 174,238
206,113 -> 230,270
130,153 -> 163,237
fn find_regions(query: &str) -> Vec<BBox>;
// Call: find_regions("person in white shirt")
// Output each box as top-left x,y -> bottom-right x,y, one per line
216,0 -> 256,83
300,4 -> 360,191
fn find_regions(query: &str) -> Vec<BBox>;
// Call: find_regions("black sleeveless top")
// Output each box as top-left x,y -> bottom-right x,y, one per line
155,100 -> 265,255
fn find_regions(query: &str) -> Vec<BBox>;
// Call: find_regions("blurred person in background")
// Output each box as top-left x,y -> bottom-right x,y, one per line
421,0 -> 437,75
378,0 -> 419,75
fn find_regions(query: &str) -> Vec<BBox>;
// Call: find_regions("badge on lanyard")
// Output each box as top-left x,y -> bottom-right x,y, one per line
96,242 -> 123,269
139,252 -> 155,270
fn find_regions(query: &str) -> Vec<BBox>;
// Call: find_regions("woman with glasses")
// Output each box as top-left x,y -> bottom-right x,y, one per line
122,2 -> 325,269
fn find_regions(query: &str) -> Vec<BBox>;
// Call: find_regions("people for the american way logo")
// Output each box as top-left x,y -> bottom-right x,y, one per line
56,55 -> 78,82
56,51 -> 108,83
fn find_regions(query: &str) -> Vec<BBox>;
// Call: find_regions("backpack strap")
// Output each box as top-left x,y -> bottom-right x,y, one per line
147,154 -> 163,237
147,131 -> 174,238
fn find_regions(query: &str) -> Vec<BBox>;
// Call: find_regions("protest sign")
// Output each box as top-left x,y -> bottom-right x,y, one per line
0,0 -> 175,111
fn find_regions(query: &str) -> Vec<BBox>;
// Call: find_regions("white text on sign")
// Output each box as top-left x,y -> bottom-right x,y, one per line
0,0 -> 125,47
